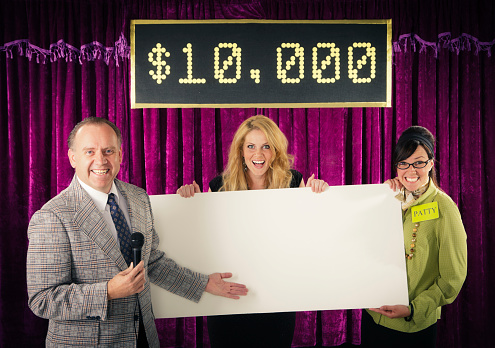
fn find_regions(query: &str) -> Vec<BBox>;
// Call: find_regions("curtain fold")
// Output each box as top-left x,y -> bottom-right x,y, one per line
1,0 -> 493,347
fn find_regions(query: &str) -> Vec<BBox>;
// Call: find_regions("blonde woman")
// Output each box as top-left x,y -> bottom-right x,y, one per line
177,115 -> 328,347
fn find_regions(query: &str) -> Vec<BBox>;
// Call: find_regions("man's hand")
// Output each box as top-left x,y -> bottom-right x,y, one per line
368,305 -> 410,319
205,273 -> 248,299
107,261 -> 146,300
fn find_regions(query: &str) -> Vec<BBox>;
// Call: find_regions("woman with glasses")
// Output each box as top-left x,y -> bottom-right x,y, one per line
177,115 -> 328,347
361,126 -> 467,348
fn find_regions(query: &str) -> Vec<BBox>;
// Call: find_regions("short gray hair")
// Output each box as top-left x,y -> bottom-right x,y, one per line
67,117 -> 122,150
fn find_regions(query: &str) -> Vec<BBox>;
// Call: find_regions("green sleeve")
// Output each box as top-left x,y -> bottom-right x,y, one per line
411,199 -> 467,322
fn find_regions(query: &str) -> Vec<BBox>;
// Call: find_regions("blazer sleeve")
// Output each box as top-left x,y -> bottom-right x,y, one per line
144,193 -> 209,302
26,209 -> 109,321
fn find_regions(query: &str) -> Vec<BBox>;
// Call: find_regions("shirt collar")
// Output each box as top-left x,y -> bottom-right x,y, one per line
76,176 -> 120,211
395,178 -> 430,211
395,179 -> 437,211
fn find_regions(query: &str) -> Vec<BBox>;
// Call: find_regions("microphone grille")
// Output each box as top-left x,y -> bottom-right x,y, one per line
131,232 -> 144,248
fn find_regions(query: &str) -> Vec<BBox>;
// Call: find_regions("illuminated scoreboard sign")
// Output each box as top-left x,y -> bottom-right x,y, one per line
131,20 -> 391,108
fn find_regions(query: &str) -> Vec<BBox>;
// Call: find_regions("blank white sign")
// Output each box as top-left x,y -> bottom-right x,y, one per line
149,184 -> 408,319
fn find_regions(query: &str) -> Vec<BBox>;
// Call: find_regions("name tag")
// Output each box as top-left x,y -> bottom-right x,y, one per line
411,202 -> 439,222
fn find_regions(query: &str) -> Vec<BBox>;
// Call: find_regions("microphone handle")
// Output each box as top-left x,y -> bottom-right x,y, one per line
133,248 -> 142,266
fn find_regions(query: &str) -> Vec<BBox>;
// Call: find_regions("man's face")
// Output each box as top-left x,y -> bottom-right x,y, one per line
68,124 -> 122,193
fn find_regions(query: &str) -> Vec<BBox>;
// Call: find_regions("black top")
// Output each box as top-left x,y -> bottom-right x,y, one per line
209,169 -> 303,192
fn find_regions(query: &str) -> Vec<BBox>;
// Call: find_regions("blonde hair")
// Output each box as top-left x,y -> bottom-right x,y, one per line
221,115 -> 294,191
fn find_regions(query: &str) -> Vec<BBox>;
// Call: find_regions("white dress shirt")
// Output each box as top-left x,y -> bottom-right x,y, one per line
77,177 -> 132,242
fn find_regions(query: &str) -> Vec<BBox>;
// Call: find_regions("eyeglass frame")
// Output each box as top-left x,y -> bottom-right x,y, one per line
396,159 -> 431,170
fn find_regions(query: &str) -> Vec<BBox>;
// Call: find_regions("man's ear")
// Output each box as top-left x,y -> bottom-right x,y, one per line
68,149 -> 76,169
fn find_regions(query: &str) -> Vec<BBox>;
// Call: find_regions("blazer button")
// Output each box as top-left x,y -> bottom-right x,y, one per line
134,315 -> 139,321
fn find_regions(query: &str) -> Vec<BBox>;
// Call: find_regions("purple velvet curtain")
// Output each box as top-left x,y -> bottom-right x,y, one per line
1,0 -> 494,347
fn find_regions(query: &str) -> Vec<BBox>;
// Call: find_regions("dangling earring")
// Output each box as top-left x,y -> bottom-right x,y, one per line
242,157 -> 248,172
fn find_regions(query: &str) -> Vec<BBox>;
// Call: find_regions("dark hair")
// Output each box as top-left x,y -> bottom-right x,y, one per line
67,117 -> 122,150
393,126 -> 439,187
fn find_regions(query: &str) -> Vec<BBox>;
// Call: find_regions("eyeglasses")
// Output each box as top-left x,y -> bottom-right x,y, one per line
396,160 -> 430,170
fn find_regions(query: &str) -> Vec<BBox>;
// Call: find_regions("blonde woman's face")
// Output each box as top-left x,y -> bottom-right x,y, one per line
242,129 -> 273,179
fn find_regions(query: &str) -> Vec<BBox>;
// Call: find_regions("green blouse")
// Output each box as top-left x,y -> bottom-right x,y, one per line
367,182 -> 467,332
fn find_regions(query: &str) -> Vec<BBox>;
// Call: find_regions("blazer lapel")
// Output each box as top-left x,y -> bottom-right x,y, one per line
70,176 -> 128,270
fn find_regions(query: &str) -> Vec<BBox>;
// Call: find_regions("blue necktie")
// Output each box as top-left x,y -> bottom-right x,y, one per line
107,193 -> 133,266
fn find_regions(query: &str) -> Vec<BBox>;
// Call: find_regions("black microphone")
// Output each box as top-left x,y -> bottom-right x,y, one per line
131,232 -> 144,266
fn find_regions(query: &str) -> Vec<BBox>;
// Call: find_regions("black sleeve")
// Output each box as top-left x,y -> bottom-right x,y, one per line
289,169 -> 303,188
209,175 -> 223,192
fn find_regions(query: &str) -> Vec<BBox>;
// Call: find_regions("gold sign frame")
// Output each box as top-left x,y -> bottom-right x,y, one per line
131,19 -> 392,108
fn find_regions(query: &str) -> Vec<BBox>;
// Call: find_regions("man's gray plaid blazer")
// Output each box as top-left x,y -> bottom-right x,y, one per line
27,176 -> 209,347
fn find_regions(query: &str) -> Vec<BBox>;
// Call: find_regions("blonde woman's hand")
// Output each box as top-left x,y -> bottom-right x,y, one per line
306,174 -> 329,193
385,178 -> 402,192
176,181 -> 201,197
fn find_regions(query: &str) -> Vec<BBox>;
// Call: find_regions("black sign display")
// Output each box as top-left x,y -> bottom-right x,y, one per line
131,20 -> 391,108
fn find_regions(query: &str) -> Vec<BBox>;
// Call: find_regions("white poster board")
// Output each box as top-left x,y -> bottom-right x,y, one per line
149,184 -> 408,319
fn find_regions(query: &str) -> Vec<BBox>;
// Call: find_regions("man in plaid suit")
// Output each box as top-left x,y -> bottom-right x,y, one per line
26,117 -> 248,347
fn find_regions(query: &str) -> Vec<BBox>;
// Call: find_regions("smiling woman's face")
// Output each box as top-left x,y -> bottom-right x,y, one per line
242,129 -> 273,180
396,145 -> 434,192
